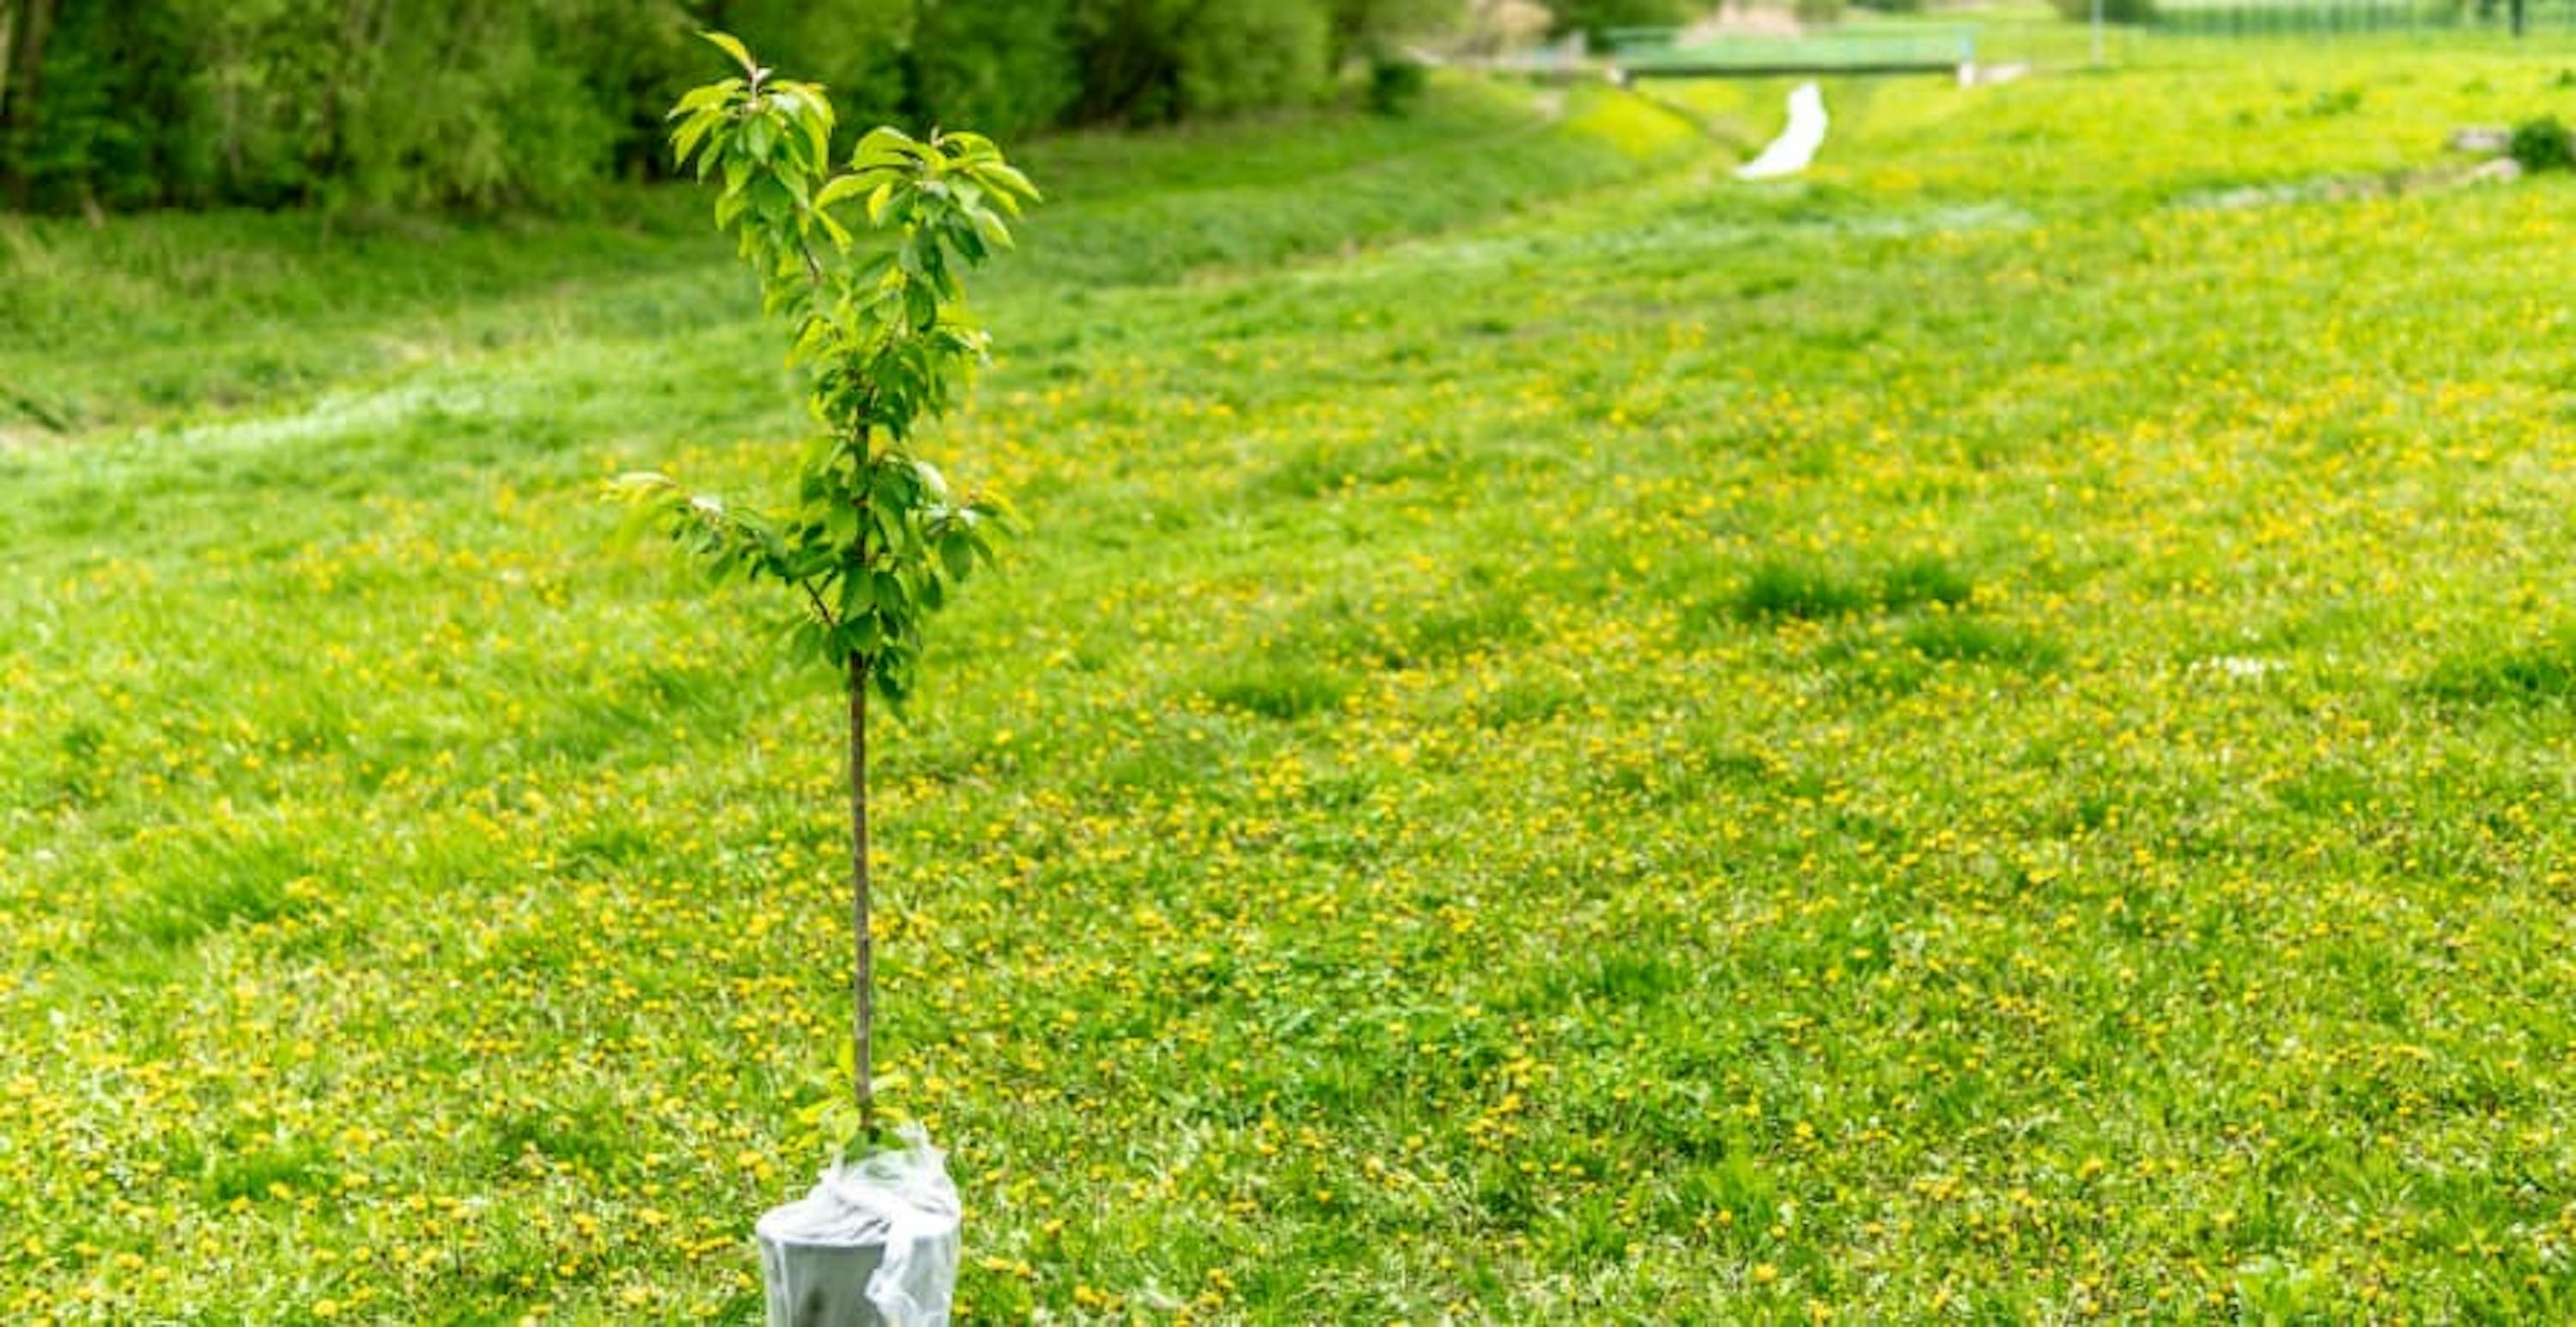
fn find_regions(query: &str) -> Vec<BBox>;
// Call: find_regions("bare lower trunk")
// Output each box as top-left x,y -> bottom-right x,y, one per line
848,656 -> 874,1135
2,0 -> 56,210
0,2 -> 20,122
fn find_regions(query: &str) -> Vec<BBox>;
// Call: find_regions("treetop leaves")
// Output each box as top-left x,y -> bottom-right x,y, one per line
622,34 -> 1040,707
701,30 -> 759,77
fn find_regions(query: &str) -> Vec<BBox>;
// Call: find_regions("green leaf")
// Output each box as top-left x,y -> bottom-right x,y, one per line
791,88 -> 835,163
816,210 -> 853,250
815,173 -> 872,210
671,110 -> 721,167
969,209 -> 1012,253
838,573 -> 875,618
913,460 -> 951,501
975,161 -> 1041,202
975,177 -> 1023,218
854,127 -> 924,169
902,282 -> 939,331
702,30 -> 758,76
748,174 -> 794,222
607,471 -> 679,498
671,81 -> 739,114
773,82 -> 835,167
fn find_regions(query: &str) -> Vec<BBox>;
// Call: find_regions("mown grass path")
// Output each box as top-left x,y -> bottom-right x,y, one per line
7,47 -> 2576,1322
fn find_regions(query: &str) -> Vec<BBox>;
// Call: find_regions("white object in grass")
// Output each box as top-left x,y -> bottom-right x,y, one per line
1737,82 -> 1828,181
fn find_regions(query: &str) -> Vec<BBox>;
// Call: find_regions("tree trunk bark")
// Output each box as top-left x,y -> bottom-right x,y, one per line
4,0 -> 48,120
848,655 -> 874,1135
2,0 -> 56,210
0,1 -> 20,127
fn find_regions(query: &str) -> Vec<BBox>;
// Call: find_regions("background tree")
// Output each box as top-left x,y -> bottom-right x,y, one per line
2047,0 -> 2154,21
1324,0 -> 1466,70
0,0 -> 1491,214
1541,0 -> 1696,42
1064,0 -> 1332,125
0,0 -> 58,210
907,0 -> 1078,137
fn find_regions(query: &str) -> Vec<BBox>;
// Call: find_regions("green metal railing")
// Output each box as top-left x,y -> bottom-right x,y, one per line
1605,25 -> 1979,76
2149,0 -> 2576,34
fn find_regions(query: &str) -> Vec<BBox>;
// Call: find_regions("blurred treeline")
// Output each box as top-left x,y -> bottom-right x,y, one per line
0,0 -> 1473,214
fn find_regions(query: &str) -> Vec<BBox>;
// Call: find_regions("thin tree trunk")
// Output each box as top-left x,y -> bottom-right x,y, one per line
2,0 -> 55,210
0,1 -> 20,127
5,0 -> 47,121
848,655 -> 874,1135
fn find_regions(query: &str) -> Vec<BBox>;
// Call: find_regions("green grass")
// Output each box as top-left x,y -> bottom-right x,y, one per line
9,40 -> 2576,1323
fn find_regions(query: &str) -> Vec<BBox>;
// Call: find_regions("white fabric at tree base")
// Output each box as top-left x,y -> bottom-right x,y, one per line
756,1127 -> 963,1327
1737,82 -> 1829,180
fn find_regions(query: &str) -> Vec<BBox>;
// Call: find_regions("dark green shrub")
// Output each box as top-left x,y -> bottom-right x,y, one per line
2509,117 -> 2574,173
908,0 -> 1079,137
0,0 -> 702,212
1177,0 -> 1331,117
1544,0 -> 1695,42
1068,0 -> 1329,124
0,0 -> 1419,212
1367,54 -> 1430,115
2050,0 -> 2155,22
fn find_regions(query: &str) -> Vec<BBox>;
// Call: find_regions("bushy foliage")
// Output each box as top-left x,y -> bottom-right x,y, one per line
1328,0 -> 1468,67
0,0 -> 1449,214
1063,0 -> 1329,125
1368,54 -> 1431,115
909,0 -> 1079,137
1542,0 -> 1696,41
2049,0 -> 2157,22
623,33 -> 1036,708
0,0 -> 699,211
2509,115 -> 2574,172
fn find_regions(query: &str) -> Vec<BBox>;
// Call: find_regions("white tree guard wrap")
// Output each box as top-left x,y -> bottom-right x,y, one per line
756,1128 -> 962,1327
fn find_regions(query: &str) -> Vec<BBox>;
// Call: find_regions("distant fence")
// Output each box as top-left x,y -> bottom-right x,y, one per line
2150,0 -> 2576,35
1605,26 -> 1978,77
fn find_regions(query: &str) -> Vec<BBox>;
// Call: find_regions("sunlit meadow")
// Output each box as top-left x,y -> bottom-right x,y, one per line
7,35 -> 2576,1324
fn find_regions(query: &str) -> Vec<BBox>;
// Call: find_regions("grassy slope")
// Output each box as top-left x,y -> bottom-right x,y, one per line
6,48 -> 2576,1323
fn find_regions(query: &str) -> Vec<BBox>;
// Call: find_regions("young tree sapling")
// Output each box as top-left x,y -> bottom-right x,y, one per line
617,32 -> 1039,1141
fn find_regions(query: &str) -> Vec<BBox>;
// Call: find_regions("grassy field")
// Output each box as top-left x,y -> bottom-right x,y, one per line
8,37 -> 2576,1324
